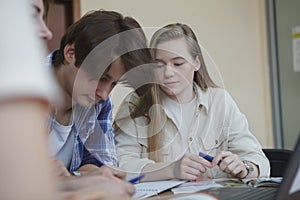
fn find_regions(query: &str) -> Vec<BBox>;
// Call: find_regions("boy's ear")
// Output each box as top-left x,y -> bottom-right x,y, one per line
63,43 -> 75,65
194,56 -> 201,71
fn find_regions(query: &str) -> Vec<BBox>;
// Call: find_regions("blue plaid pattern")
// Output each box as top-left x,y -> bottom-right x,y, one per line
47,51 -> 118,172
73,100 -> 118,172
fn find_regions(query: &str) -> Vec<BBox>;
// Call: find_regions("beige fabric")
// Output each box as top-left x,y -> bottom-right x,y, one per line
114,84 -> 270,178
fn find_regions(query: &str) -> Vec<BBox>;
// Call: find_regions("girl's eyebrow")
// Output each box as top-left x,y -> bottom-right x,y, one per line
171,57 -> 185,61
154,58 -> 164,62
155,57 -> 185,62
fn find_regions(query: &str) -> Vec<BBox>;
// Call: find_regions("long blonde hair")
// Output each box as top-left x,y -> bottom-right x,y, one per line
117,23 -> 217,160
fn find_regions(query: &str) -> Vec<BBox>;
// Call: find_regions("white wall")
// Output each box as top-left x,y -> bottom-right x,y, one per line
80,0 -> 274,147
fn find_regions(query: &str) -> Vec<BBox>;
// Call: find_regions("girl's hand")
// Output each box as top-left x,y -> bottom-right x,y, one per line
212,151 -> 248,178
172,153 -> 212,180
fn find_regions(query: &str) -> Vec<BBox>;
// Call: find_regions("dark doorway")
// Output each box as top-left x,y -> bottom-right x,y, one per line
46,0 -> 80,52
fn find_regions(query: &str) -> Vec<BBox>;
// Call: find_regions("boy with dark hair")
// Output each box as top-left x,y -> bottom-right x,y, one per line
48,9 -> 151,174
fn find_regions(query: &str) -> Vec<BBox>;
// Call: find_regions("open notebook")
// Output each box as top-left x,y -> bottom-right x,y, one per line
133,180 -> 186,199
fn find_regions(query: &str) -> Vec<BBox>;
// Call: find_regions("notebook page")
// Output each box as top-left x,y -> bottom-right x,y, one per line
172,193 -> 219,200
171,181 -> 224,194
133,180 -> 186,199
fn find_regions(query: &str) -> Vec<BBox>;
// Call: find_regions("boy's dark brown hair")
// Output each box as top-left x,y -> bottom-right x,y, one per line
52,10 -> 151,84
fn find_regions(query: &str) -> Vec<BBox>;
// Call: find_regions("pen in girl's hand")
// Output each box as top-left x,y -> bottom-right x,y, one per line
199,152 -> 221,165
128,174 -> 145,184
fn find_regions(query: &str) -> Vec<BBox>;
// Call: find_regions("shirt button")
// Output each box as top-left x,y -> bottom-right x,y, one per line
189,137 -> 193,142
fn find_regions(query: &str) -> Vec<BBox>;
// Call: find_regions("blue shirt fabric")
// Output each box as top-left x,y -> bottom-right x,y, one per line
48,51 -> 118,172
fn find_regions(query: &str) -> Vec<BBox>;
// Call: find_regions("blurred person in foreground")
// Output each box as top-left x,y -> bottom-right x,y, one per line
0,0 -> 138,199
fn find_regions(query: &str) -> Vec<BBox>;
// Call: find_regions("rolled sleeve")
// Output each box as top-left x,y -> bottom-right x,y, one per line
115,130 -> 155,175
226,92 -> 270,178
114,95 -> 155,177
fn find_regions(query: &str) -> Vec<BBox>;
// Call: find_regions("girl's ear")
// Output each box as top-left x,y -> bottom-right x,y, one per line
194,56 -> 201,71
63,43 -> 75,65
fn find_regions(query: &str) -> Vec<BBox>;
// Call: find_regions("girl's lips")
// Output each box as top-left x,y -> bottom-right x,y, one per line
164,81 -> 179,86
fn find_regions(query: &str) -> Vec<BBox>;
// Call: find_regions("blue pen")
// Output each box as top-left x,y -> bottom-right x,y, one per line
128,174 -> 145,184
199,152 -> 221,165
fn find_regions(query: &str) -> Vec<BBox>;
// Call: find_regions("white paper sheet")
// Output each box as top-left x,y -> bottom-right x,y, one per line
171,180 -> 223,194
133,180 -> 186,199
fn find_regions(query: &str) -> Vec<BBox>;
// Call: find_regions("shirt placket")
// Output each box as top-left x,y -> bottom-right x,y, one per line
187,104 -> 202,153
187,105 -> 215,178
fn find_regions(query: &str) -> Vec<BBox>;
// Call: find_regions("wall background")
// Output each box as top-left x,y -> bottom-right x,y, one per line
80,0 -> 273,147
275,0 -> 300,149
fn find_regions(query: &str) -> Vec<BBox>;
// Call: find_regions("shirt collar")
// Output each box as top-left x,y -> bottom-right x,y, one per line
194,83 -> 209,114
46,50 -> 58,66
160,82 -> 210,126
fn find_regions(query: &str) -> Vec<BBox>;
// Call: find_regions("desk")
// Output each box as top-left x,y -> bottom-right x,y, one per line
138,178 -> 239,199
146,191 -> 177,200
145,190 -> 220,200
141,178 -> 280,200
146,191 -> 194,199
